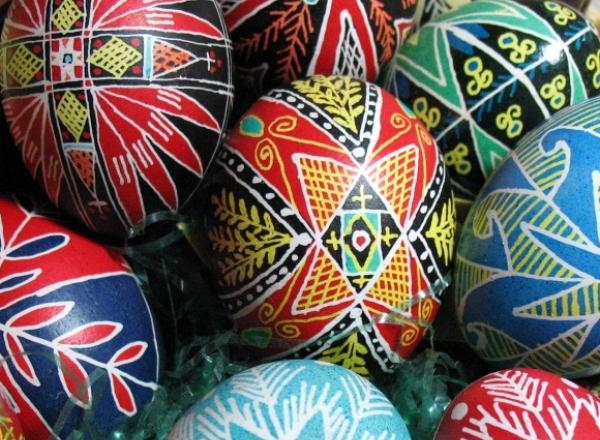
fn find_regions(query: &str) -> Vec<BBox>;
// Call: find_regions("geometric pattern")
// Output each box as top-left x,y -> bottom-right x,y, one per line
222,0 -> 421,117
200,75 -> 456,376
455,96 -> 600,378
386,0 -> 600,209
1,0 -> 233,239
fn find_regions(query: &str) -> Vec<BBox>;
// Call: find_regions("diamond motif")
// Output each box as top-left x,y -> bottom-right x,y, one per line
89,37 -> 143,78
56,91 -> 89,141
6,46 -> 43,85
51,0 -> 84,33
321,176 -> 402,294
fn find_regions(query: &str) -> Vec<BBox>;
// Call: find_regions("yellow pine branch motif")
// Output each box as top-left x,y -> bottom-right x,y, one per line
293,75 -> 365,133
369,0 -> 396,64
208,189 -> 293,287
319,332 -> 370,376
425,198 -> 456,266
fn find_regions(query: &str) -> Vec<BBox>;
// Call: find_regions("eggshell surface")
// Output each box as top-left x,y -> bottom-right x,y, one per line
455,96 -> 600,377
434,368 -> 600,439
197,75 -> 455,377
0,0 -> 233,239
386,0 -> 600,204
0,195 -> 162,438
168,359 -> 411,440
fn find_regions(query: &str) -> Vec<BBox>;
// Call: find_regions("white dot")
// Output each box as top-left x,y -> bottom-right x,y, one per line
266,193 -> 275,200
420,205 -> 428,214
339,136 -> 347,142
252,177 -> 262,184
353,148 -> 366,158
451,402 -> 468,421
286,96 -> 296,103
429,190 -> 436,198
324,122 -> 332,129
408,231 -> 418,242
236,164 -> 244,173
310,112 -> 318,119
297,103 -> 305,109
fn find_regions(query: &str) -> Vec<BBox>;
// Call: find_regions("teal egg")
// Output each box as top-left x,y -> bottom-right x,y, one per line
385,0 -> 600,209
168,360 -> 411,439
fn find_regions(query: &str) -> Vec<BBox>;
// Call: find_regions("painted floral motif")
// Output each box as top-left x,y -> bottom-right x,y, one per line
221,0 -> 419,117
0,195 -> 161,438
0,0 -> 232,238
435,369 -> 600,439
168,360 -> 410,440
198,76 -> 455,376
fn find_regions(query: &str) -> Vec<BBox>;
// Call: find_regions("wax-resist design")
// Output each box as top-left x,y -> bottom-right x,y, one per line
168,360 -> 411,440
220,0 -> 420,117
199,76 -> 455,377
385,0 -> 600,206
0,195 -> 162,438
455,96 -> 600,377
0,0 -> 233,238
434,368 -> 600,439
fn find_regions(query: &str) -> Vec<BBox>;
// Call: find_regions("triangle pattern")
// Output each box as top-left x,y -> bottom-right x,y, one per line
368,145 -> 418,226
67,149 -> 95,191
296,155 -> 357,232
153,39 -> 195,76
473,121 -> 510,178
334,15 -> 366,79
293,248 -> 354,314
368,241 -> 411,309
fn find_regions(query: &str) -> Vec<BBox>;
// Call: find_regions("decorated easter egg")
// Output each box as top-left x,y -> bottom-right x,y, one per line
0,195 -> 163,438
455,96 -> 600,377
434,368 -> 600,439
0,0 -> 233,239
385,0 -> 600,209
221,0 -> 421,118
196,75 -> 456,377
168,359 -> 411,440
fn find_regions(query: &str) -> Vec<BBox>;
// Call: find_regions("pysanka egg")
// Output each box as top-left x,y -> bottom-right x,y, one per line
385,0 -> 600,207
0,0 -> 232,239
434,368 -> 600,439
455,96 -> 600,378
221,0 -> 421,118
196,75 -> 456,377
167,359 -> 411,440
0,195 -> 162,438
